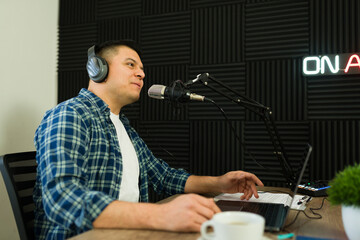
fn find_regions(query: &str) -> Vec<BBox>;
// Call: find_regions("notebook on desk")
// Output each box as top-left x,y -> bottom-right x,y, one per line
216,144 -> 313,232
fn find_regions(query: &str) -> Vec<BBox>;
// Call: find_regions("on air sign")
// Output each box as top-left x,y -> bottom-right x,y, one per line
302,53 -> 360,76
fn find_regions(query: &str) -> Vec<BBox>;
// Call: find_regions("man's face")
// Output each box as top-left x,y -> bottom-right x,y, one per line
105,45 -> 145,107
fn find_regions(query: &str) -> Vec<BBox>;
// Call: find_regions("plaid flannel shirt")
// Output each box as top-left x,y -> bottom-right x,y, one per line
33,88 -> 190,239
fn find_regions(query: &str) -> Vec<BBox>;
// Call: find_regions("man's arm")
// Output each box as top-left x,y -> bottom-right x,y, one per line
184,171 -> 264,200
184,176 -> 221,194
93,194 -> 220,232
93,170 -> 263,232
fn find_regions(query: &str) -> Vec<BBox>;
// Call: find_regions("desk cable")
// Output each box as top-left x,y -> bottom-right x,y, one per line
284,197 -> 327,230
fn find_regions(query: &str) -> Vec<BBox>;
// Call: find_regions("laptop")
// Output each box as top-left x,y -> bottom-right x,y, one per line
215,144 -> 313,232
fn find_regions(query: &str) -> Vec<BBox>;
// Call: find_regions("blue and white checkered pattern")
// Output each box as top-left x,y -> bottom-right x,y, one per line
33,88 -> 190,239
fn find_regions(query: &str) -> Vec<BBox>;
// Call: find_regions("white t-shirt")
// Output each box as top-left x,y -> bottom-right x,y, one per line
110,112 -> 140,202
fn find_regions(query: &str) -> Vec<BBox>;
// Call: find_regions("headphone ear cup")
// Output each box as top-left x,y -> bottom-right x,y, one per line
86,56 -> 108,83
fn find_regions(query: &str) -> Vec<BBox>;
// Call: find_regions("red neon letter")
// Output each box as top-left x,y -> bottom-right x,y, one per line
345,54 -> 360,73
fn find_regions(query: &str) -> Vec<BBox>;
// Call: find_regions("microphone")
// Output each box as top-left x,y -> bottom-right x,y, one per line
148,80 -> 205,103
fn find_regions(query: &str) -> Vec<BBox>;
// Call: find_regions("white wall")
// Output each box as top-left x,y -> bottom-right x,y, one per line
0,0 -> 58,239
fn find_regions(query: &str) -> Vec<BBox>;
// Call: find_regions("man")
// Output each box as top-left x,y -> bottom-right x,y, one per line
33,40 -> 263,239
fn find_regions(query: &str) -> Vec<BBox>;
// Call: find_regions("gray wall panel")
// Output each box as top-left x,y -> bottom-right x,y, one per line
245,0 -> 309,60
310,0 -> 360,54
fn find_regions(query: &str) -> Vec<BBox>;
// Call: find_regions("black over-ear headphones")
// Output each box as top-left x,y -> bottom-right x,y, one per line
86,45 -> 109,83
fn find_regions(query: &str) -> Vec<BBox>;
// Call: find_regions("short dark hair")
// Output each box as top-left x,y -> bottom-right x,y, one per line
95,39 -> 142,60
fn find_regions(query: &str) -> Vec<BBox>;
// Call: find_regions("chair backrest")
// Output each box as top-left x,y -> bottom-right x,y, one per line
0,151 -> 37,240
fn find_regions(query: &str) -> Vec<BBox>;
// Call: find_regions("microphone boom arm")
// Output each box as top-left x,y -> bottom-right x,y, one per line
196,73 -> 296,188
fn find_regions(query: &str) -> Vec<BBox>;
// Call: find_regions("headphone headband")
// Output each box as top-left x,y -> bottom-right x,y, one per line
88,45 -> 96,59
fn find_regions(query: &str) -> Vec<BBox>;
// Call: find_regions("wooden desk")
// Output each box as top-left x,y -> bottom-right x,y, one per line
69,187 -> 348,240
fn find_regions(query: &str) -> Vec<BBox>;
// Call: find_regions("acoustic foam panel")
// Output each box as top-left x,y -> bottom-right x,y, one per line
246,59 -> 306,121
59,0 -> 96,26
310,121 -> 360,181
142,0 -> 189,15
141,12 -> 191,66
189,63 -> 247,120
307,75 -> 360,120
191,4 -> 244,64
310,0 -> 360,54
190,121 -> 243,176
97,17 -> 140,43
58,71 -> 89,103
244,122 -> 310,185
138,121 -> 190,170
97,0 -> 142,19
245,0 -> 309,60
58,23 -> 97,72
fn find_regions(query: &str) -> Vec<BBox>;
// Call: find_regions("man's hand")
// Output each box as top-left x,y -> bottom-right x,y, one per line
217,171 -> 264,200
154,194 -> 221,232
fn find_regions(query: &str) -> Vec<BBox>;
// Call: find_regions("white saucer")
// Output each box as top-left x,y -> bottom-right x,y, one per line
197,236 -> 270,240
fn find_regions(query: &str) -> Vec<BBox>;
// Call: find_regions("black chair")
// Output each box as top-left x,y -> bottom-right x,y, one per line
0,151 -> 37,240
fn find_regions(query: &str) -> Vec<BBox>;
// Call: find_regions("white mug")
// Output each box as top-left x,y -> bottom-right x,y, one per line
201,211 -> 265,240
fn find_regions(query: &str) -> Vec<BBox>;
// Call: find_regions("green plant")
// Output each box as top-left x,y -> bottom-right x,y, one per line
327,163 -> 360,207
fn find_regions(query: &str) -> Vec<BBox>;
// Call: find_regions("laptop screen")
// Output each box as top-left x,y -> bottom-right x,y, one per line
279,144 -> 312,227
287,144 -> 313,207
